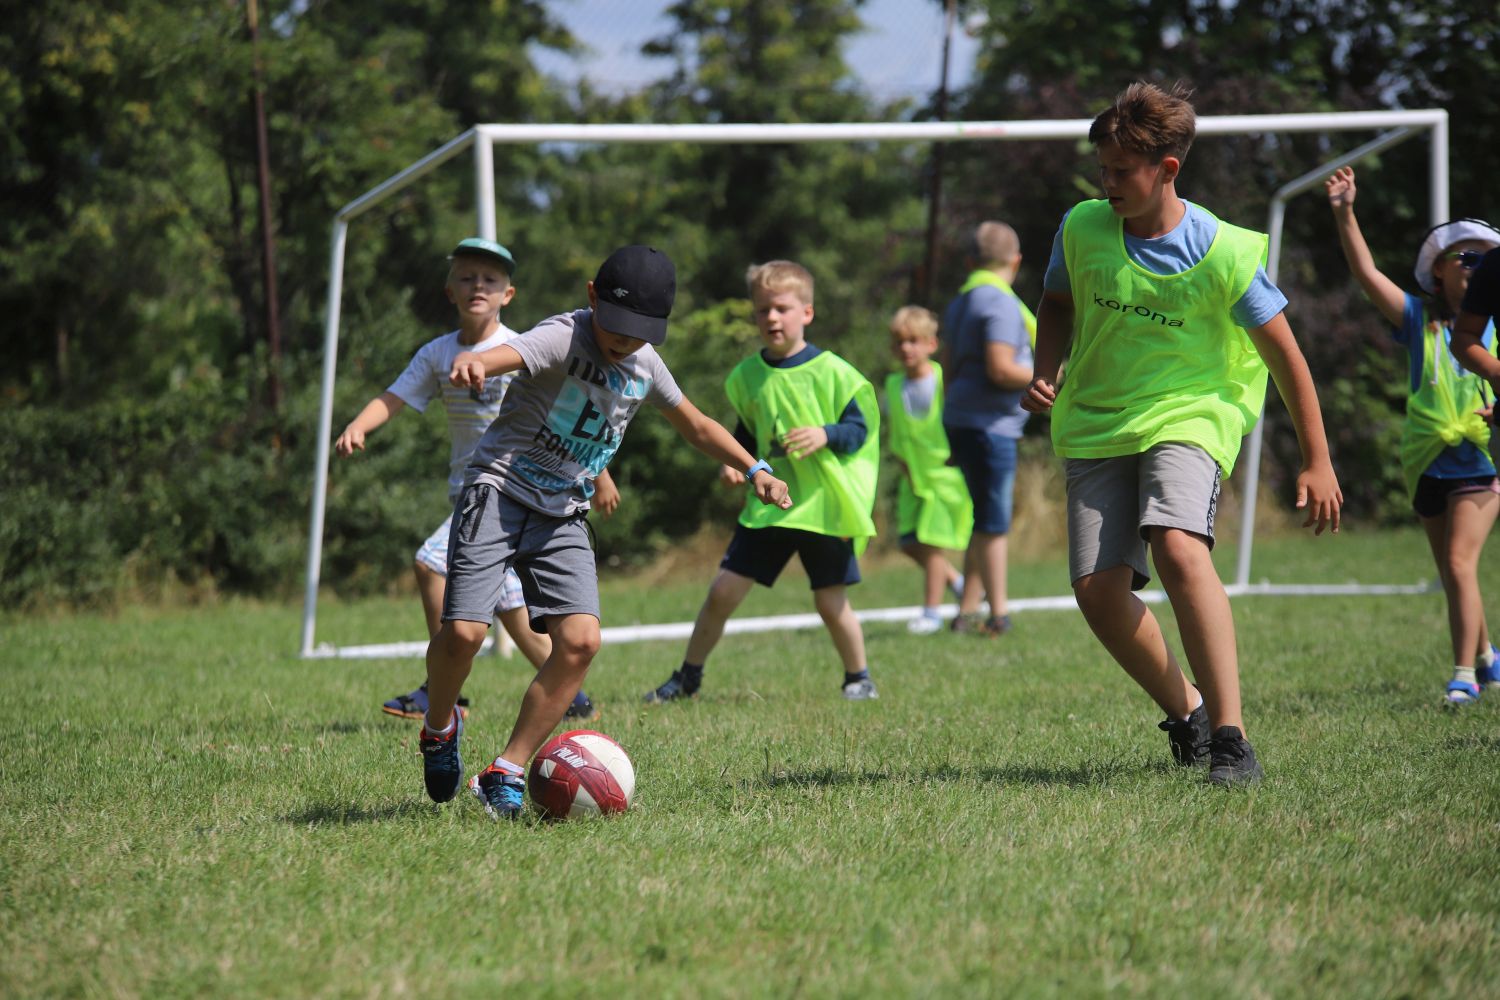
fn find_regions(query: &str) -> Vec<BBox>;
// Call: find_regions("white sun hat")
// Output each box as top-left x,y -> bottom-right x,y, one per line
1413,218 -> 1500,293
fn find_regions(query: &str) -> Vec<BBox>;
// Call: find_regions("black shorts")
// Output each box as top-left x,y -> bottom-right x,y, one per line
720,524 -> 861,590
1412,474 -> 1500,518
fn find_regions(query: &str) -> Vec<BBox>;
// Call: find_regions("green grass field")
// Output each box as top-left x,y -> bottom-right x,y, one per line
4,527 -> 1499,998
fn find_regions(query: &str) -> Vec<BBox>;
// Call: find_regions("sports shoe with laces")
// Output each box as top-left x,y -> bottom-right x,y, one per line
842,677 -> 879,700
418,711 -> 464,803
1158,702 -> 1211,766
644,669 -> 700,704
383,682 -> 469,721
564,690 -> 600,721
1207,726 -> 1263,786
469,760 -> 526,820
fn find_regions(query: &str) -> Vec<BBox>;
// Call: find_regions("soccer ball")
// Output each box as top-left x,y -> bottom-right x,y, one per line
527,729 -> 635,820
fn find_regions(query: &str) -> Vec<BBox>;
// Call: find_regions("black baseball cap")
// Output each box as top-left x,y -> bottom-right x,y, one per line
592,245 -> 676,345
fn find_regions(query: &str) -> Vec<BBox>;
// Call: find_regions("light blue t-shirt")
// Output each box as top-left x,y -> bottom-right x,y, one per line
940,284 -> 1033,437
1043,201 -> 1287,329
1395,292 -> 1495,480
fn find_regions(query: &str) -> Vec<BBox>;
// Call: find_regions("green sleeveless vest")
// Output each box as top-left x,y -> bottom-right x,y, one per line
726,350 -> 880,540
1398,312 -> 1493,501
959,269 -> 1037,346
884,365 -> 973,550
1053,199 -> 1270,475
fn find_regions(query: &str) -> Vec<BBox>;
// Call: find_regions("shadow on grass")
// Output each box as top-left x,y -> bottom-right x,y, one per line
756,758 -> 1143,790
281,801 -> 429,826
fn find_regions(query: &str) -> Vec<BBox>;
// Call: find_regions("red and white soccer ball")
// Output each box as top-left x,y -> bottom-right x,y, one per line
528,729 -> 635,820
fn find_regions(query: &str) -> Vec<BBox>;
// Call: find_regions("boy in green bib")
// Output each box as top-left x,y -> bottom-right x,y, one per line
886,305 -> 971,634
646,260 -> 883,703
1022,82 -> 1342,785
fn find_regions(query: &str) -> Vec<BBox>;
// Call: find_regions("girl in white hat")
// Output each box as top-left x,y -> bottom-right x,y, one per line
1326,166 -> 1500,705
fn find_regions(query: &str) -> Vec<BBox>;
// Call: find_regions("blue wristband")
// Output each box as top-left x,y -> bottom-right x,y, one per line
746,460 -> 773,482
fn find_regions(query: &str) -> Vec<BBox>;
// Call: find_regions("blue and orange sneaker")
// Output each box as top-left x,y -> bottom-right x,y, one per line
564,690 -> 600,721
383,682 -> 469,721
418,712 -> 464,803
469,758 -> 526,820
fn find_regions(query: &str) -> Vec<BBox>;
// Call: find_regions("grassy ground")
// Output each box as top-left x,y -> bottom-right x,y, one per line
3,527 -> 1498,998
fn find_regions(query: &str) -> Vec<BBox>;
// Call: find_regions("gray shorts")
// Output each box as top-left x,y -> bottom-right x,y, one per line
443,484 -> 599,633
1065,442 -> 1221,590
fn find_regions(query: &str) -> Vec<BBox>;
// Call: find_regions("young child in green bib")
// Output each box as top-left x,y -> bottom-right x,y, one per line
885,305 -> 971,634
1326,168 -> 1500,706
1023,81 -> 1342,785
645,260 -> 883,703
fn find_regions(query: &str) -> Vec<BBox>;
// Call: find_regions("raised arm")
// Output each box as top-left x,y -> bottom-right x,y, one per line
450,343 -> 526,390
660,396 -> 792,509
1325,167 -> 1405,328
1021,289 -> 1073,413
335,391 -> 406,456
1246,313 -> 1343,534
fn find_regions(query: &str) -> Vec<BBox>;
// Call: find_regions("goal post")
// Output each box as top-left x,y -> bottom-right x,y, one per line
301,110 -> 1449,658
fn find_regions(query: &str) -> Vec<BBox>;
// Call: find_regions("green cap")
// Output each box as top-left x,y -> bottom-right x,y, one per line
449,237 -> 516,274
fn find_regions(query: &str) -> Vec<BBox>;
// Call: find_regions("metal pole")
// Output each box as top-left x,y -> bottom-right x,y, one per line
1235,126 -> 1426,588
301,220 -> 349,656
919,0 -> 956,303
475,136 -> 496,240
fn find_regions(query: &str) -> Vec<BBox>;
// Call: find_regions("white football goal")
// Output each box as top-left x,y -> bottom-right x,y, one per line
301,110 -> 1450,659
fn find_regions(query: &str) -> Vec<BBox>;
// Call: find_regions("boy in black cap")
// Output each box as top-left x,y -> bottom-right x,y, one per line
422,245 -> 793,819
335,237 -> 612,722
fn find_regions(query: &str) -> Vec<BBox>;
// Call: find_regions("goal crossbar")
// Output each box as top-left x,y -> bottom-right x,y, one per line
302,110 -> 1448,658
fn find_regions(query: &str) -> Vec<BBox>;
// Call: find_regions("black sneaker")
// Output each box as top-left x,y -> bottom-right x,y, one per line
644,669 -> 699,704
564,690 -> 600,721
418,711 -> 464,803
1207,726 -> 1264,786
1158,702 -> 1211,766
383,682 -> 470,721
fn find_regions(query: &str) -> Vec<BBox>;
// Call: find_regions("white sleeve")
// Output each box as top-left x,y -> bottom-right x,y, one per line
386,341 -> 440,412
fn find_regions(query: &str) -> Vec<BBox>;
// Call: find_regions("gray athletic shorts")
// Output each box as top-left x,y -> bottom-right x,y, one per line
1065,442 -> 1221,590
443,484 -> 598,633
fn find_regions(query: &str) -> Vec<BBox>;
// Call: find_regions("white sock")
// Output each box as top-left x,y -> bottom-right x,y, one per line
493,756 -> 524,776
1178,689 -> 1204,721
1454,666 -> 1478,686
423,712 -> 456,737
1479,646 -> 1496,669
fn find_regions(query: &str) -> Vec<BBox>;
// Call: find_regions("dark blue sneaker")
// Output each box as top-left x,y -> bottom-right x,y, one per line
383,682 -> 469,721
564,690 -> 600,721
469,759 -> 526,820
1207,726 -> 1264,786
1477,647 -> 1500,691
644,669 -> 699,704
1158,702 -> 1211,766
418,712 -> 464,803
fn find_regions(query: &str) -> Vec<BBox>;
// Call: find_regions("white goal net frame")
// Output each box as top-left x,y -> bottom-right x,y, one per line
301,110 -> 1450,659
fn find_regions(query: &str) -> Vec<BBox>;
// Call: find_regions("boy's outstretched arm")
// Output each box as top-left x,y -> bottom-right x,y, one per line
1324,167 -> 1405,327
1246,313 -> 1343,535
593,469 -> 621,518
335,391 -> 406,456
450,344 -> 526,389
661,397 -> 793,509
1022,290 -> 1073,414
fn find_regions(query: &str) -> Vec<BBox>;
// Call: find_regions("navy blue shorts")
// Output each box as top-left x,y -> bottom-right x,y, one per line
1412,474 -> 1500,518
944,426 -> 1018,534
720,524 -> 861,589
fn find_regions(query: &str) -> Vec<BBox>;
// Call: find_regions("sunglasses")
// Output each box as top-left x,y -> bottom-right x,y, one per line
1443,249 -> 1488,269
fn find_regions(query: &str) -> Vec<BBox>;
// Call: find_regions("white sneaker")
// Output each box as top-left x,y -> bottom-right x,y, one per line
842,677 -> 879,700
906,612 -> 943,635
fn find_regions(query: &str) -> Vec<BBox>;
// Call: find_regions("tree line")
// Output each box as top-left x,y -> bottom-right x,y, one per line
3,0 -> 1496,608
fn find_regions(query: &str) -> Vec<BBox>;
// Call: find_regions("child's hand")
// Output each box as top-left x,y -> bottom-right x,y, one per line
450,352 -> 486,390
593,475 -> 621,518
334,425 -> 364,457
1295,462 -> 1343,536
1021,377 -> 1057,413
751,472 -> 793,510
780,425 -> 828,459
719,464 -> 747,487
1325,166 -> 1357,211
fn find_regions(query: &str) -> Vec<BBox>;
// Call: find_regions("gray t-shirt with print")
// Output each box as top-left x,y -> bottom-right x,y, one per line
466,308 -> 683,516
